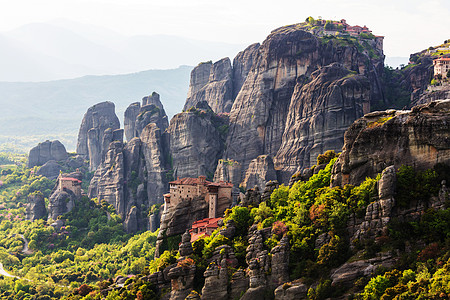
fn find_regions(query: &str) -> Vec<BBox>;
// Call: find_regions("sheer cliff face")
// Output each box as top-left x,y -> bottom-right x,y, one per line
332,100 -> 450,187
77,101 -> 120,171
183,58 -> 234,114
274,63 -> 371,180
222,26 -> 384,180
233,43 -> 260,99
167,102 -> 228,179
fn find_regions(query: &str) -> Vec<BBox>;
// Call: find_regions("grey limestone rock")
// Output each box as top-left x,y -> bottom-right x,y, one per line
140,123 -> 169,206
168,264 -> 196,300
76,101 -> 120,171
184,59 -> 234,114
124,206 -> 138,234
48,189 -> 76,220
178,231 -> 193,257
241,155 -> 277,190
36,160 -> 62,180
26,192 -> 47,221
274,280 -> 308,300
213,159 -> 242,188
224,26 -> 384,183
167,102 -> 227,179
232,43 -> 260,99
200,260 -> 228,300
124,102 -> 141,141
28,140 -> 68,168
331,100 -> 450,187
270,235 -> 290,288
274,63 -> 371,181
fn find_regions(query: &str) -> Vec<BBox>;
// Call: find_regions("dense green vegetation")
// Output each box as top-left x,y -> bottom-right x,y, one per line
0,150 -> 448,299
0,161 -> 158,299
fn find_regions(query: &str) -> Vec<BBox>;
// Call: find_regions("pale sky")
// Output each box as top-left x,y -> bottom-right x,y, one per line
0,0 -> 449,57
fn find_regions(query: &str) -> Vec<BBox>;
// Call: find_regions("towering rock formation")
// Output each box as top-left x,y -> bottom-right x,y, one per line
274,63 -> 371,180
124,92 -> 169,141
124,102 -> 140,141
26,192 -> 47,221
223,26 -> 384,181
332,100 -> 450,187
140,124 -> 169,205
232,43 -> 260,99
89,129 -> 168,233
183,59 -> 234,114
89,96 -> 170,233
167,101 -> 228,179
76,101 -> 120,171
28,140 -> 68,168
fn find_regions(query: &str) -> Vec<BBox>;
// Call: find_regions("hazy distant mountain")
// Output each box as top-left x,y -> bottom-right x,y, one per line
0,66 -> 192,152
1,20 -> 245,82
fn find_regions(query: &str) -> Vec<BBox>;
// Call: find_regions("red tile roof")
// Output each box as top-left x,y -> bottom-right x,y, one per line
60,177 -> 81,183
207,181 -> 233,188
435,58 -> 450,61
169,177 -> 212,186
191,217 -> 222,229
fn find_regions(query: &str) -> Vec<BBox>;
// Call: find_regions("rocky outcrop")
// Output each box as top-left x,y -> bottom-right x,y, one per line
76,101 -> 120,171
241,155 -> 277,190
124,92 -> 169,142
124,206 -> 138,234
140,124 -> 168,205
156,196 -> 208,256
241,186 -> 262,207
48,189 -> 77,220
233,43 -> 260,99
167,102 -> 228,179
201,260 -> 229,300
414,86 -> 450,107
400,55 -> 434,105
274,63 -> 371,181
28,140 -> 68,168
270,235 -> 290,288
124,102 -> 140,141
274,280 -> 308,300
26,192 -> 47,221
88,139 -> 152,233
178,231 -> 193,257
168,264 -> 196,300
330,253 -> 396,287
213,159 -> 241,188
332,100 -> 450,187
36,160 -> 62,180
224,26 -> 384,179
88,95 -> 171,233
184,59 -> 234,114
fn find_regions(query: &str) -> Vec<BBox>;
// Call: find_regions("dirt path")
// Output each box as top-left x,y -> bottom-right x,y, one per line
0,262 -> 17,278
19,234 -> 33,255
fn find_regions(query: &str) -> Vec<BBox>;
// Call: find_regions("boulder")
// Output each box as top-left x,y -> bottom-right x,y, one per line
36,160 -> 62,180
28,140 -> 67,168
26,192 -> 47,221
274,281 -> 308,300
